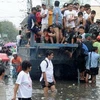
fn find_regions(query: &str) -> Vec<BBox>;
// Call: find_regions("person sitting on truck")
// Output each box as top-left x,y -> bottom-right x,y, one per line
43,28 -> 50,43
43,27 -> 56,43
48,25 -> 56,43
26,7 -> 43,45
61,26 -> 75,44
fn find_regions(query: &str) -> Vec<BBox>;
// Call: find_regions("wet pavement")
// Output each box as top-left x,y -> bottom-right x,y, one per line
3,68 -> 100,100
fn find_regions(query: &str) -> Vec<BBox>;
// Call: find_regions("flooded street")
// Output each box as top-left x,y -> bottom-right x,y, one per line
5,67 -> 100,100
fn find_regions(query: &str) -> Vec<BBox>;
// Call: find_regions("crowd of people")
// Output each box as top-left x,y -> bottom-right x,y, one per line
25,1 -> 100,83
26,1 -> 100,45
1,1 -> 100,100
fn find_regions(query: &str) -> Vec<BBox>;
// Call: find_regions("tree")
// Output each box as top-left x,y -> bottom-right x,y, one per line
0,21 -> 18,41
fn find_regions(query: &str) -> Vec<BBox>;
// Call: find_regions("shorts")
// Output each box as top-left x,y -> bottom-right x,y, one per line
31,26 -> 40,34
41,24 -> 48,32
85,69 -> 91,74
40,79 -> 55,88
79,67 -> 86,73
18,98 -> 31,100
53,23 -> 62,29
90,67 -> 99,75
77,63 -> 86,73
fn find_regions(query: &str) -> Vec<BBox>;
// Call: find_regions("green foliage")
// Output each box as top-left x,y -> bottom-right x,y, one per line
0,21 -> 18,41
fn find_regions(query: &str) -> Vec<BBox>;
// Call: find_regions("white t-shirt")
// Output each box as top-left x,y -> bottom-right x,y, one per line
81,33 -> 86,41
16,71 -> 32,98
41,8 -> 49,24
64,10 -> 77,28
16,35 -> 21,45
40,58 -> 54,83
84,13 -> 89,20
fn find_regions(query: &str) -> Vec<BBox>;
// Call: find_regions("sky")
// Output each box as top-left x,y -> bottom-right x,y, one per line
0,0 -> 41,29
0,0 -> 100,29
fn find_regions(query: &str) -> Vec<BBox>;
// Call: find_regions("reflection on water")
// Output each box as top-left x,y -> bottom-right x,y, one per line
5,70 -> 100,100
32,80 -> 100,100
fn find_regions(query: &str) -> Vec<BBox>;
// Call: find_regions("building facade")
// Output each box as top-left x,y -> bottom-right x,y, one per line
41,0 -> 100,7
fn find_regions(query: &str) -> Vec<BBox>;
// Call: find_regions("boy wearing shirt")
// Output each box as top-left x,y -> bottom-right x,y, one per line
40,50 -> 56,97
86,47 -> 100,83
64,3 -> 77,29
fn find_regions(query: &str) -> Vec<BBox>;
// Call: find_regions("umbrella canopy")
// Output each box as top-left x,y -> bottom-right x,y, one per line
0,53 -> 9,61
4,42 -> 16,47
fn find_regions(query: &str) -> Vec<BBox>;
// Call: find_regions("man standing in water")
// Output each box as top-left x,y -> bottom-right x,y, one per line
40,50 -> 56,97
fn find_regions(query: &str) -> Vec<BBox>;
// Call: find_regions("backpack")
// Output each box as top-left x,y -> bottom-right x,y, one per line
36,12 -> 42,23
39,59 -> 48,74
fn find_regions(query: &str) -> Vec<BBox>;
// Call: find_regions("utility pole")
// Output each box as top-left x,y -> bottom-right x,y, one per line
30,0 -> 32,9
27,0 -> 33,14
48,0 -> 50,6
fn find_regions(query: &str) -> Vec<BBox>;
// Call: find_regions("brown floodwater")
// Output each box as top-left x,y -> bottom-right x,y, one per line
5,69 -> 100,100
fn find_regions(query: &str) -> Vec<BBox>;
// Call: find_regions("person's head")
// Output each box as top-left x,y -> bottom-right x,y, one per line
13,52 -> 18,59
2,47 -> 6,51
42,3 -> 46,9
68,3 -> 73,11
43,28 -> 48,34
48,25 -> 53,33
73,5 -> 78,11
96,19 -> 100,27
45,50 -> 54,60
0,67 -> 5,77
92,47 -> 98,53
80,5 -> 84,12
22,60 -> 32,72
78,12 -> 83,18
84,4 -> 91,11
74,2 -> 79,8
85,33 -> 92,40
77,35 -> 82,43
31,7 -> 37,14
63,3 -> 68,8
63,3 -> 68,10
96,35 -> 100,42
86,8 -> 91,14
91,10 -> 96,17
54,0 -> 60,7
36,5 -> 41,11
78,26 -> 85,34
